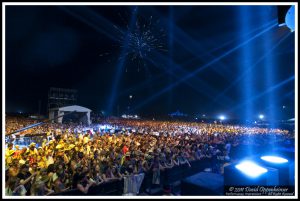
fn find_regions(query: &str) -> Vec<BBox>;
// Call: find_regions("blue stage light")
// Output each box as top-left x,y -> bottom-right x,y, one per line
259,114 -> 264,119
235,161 -> 268,178
285,5 -> 295,32
219,115 -> 225,120
261,156 -> 288,164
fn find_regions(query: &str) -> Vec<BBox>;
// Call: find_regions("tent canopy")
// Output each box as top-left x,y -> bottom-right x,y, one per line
58,105 -> 91,113
49,105 -> 92,125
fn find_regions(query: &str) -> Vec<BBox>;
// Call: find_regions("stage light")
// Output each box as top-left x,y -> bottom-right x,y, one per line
277,5 -> 295,32
277,6 -> 291,26
219,115 -> 225,121
235,161 -> 268,178
259,114 -> 264,119
285,6 -> 295,32
261,156 -> 288,164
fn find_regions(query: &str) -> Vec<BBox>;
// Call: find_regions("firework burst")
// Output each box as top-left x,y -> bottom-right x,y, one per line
115,13 -> 168,71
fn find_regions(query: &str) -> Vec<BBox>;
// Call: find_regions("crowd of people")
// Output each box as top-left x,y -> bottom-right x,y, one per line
5,116 -> 293,196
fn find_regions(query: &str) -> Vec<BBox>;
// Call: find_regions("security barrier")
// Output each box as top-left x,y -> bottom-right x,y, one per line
51,158 -> 213,196
51,179 -> 123,196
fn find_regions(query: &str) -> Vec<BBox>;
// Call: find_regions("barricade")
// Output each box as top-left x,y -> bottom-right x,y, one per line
51,158 -> 213,196
51,178 -> 123,196
123,173 -> 145,195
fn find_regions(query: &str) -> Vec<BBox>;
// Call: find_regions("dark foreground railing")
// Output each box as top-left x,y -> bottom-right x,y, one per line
51,158 -> 213,196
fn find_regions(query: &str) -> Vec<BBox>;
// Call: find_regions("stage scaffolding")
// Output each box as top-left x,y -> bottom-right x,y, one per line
48,87 -> 78,112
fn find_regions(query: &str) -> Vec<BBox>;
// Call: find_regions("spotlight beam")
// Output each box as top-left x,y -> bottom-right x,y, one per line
170,21 -> 276,84
120,19 -> 278,101
262,90 -> 294,111
175,18 -> 277,70
144,56 -> 232,107
284,90 -> 295,100
59,6 -> 275,112
229,75 -> 295,113
145,7 -> 232,82
147,7 -> 278,83
168,6 -> 174,109
106,6 -> 138,115
212,32 -> 291,104
118,73 -> 165,97
261,6 -> 278,127
239,6 -> 256,123
198,19 -> 277,58
131,23 -> 277,111
58,6 -> 122,43
146,50 -> 233,106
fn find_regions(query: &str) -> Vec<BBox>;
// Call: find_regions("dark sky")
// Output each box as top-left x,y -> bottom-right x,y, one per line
5,5 -> 295,120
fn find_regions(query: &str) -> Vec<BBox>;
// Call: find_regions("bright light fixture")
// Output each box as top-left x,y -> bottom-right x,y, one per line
235,161 -> 268,178
261,156 -> 288,164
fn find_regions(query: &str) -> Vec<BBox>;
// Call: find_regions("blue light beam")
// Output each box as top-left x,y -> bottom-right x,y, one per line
132,22 -> 277,111
106,6 -> 138,115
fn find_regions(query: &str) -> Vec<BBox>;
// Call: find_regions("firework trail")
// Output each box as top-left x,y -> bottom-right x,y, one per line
99,9 -> 167,72
115,10 -> 168,71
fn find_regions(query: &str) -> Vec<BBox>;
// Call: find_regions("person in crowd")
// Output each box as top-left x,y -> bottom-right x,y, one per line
151,155 -> 164,185
52,172 -> 70,194
225,140 -> 231,156
16,164 -> 33,196
5,143 -> 15,164
74,173 -> 96,194
13,172 -> 37,196
5,173 -> 14,196
102,165 -> 117,182
178,152 -> 191,168
92,165 -> 104,185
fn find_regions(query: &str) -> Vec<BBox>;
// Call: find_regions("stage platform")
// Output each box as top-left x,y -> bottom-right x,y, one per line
181,172 -> 224,196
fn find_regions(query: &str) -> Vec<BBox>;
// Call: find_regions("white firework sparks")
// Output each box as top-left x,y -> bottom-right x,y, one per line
115,14 -> 168,71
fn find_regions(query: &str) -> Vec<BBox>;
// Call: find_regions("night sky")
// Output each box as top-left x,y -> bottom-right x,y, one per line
5,5 -> 295,120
